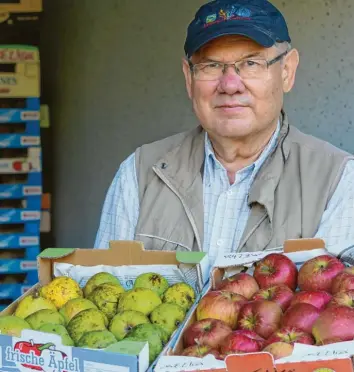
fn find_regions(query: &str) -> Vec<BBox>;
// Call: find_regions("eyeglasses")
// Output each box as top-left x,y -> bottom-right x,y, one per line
189,51 -> 288,81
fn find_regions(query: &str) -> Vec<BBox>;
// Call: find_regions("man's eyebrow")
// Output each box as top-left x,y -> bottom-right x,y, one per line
197,51 -> 265,63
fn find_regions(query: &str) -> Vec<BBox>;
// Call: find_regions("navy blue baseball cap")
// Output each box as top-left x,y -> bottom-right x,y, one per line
184,0 -> 291,58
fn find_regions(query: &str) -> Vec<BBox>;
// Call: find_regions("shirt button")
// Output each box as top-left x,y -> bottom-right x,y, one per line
217,239 -> 223,246
227,190 -> 233,196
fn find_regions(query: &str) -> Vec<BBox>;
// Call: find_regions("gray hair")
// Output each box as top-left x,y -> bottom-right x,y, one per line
274,41 -> 292,52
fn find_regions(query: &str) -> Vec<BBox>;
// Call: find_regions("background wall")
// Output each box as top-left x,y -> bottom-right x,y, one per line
40,0 -> 354,248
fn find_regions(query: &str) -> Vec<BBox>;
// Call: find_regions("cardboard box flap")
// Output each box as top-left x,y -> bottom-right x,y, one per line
176,251 -> 206,264
283,238 -> 325,253
39,248 -> 76,259
38,241 -> 210,291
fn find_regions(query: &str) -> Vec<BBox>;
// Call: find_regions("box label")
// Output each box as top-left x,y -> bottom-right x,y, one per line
23,186 -> 42,196
19,236 -> 39,246
20,261 -> 37,270
20,211 -> 40,221
84,360 -> 129,372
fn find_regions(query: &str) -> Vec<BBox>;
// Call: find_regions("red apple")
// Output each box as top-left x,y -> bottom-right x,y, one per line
263,342 -> 294,360
183,318 -> 232,348
289,290 -> 332,311
331,271 -> 354,293
312,305 -> 354,344
281,303 -> 320,334
196,291 -> 247,329
215,272 -> 259,299
253,253 -> 298,290
220,330 -> 265,355
252,285 -> 294,311
328,290 -> 354,309
237,300 -> 282,339
265,326 -> 314,347
298,255 -> 344,292
181,345 -> 222,359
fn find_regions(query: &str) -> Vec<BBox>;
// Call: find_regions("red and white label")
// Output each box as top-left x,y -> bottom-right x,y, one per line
20,261 -> 38,270
20,136 -> 40,146
21,211 -> 41,221
23,186 -> 42,195
20,236 -> 39,246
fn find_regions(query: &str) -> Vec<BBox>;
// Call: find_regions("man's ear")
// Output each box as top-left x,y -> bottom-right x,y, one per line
282,48 -> 300,93
182,58 -> 193,99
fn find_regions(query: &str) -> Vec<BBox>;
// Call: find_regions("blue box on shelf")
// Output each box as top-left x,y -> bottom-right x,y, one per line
0,221 -> 40,248
0,134 -> 40,148
0,259 -> 38,275
0,284 -> 32,301
0,98 -> 40,112
0,148 -> 41,174
0,209 -> 41,224
0,98 -> 40,134
0,173 -> 42,199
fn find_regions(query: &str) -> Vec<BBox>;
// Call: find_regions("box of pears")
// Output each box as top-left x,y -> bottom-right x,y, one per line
0,240 -> 210,372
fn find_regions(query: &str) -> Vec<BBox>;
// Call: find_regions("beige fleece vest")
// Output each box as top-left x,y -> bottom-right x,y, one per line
134,112 -> 352,253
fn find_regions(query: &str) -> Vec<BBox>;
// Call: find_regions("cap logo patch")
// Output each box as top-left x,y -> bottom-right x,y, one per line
204,6 -> 252,28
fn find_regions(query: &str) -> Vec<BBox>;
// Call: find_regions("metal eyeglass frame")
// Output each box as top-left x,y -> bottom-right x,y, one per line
188,50 -> 289,78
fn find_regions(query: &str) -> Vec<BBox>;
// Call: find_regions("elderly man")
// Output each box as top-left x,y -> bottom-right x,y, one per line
95,0 -> 354,262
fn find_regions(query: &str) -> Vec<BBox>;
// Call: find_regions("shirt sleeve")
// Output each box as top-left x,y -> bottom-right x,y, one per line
315,159 -> 354,249
94,152 -> 140,249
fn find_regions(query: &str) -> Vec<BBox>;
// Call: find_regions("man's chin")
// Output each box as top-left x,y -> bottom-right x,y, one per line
213,119 -> 253,138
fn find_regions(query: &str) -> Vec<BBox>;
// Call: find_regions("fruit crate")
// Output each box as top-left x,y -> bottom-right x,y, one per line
0,221 -> 40,248
0,0 -> 42,12
0,241 -> 210,372
0,147 -> 41,174
0,173 -> 42,199
157,238 -> 354,371
0,46 -> 40,98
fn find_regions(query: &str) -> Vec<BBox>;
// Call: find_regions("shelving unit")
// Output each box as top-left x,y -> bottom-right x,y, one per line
0,0 -> 44,309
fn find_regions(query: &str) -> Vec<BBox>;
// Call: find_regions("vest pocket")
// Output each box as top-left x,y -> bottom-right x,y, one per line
135,233 -> 192,252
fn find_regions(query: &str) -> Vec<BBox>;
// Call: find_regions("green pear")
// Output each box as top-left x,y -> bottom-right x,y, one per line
0,315 -> 31,336
109,310 -> 150,341
84,272 -> 123,298
118,288 -> 161,315
134,272 -> 169,297
77,330 -> 117,349
162,282 -> 195,311
150,303 -> 185,336
25,309 -> 65,330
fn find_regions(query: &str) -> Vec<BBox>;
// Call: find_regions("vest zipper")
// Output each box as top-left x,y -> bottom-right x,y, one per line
153,166 -> 202,252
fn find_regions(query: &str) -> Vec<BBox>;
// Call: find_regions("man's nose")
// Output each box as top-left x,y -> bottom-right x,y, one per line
218,65 -> 246,94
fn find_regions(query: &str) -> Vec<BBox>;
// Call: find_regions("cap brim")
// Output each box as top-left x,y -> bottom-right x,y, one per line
186,24 -> 276,58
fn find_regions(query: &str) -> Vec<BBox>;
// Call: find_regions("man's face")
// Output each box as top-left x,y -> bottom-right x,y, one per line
182,35 -> 299,140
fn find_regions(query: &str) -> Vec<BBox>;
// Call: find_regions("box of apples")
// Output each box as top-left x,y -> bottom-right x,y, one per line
156,238 -> 354,371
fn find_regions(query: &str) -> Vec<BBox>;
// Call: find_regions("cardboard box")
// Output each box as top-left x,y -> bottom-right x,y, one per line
0,241 -> 211,372
0,147 -> 41,174
0,230 -> 39,248
157,239 -> 354,372
0,12 -> 40,46
0,173 -> 42,199
0,0 -> 42,13
0,45 -> 40,98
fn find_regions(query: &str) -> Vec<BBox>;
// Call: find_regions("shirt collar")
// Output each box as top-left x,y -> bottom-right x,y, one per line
204,120 -> 281,176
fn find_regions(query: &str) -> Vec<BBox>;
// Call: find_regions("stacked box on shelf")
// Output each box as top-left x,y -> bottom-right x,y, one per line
0,44 -> 41,305
0,0 -> 42,46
